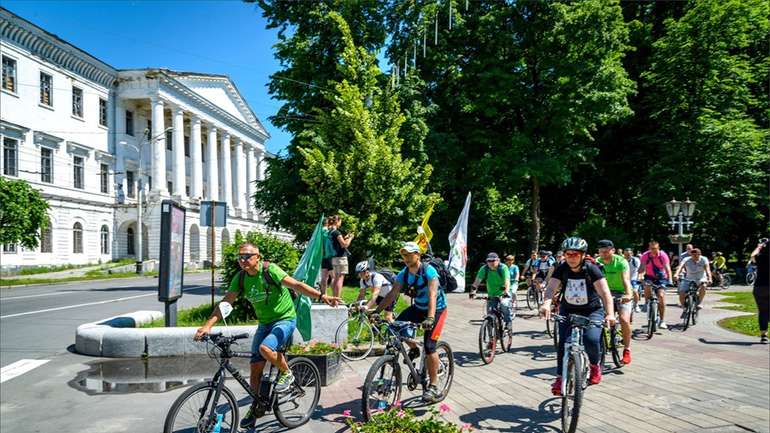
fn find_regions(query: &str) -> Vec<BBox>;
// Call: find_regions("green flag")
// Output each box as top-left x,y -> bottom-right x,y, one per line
291,215 -> 325,341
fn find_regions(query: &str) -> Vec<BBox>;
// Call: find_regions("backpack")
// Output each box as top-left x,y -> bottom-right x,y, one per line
480,264 -> 504,282
322,229 -> 335,260
422,254 -> 457,292
375,267 -> 397,285
557,256 -> 603,303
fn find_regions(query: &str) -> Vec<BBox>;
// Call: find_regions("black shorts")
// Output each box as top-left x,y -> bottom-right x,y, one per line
396,306 -> 447,355
321,257 -> 333,271
376,295 -> 395,312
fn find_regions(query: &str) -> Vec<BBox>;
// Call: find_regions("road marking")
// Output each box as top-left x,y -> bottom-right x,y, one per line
0,291 -> 77,301
0,359 -> 50,383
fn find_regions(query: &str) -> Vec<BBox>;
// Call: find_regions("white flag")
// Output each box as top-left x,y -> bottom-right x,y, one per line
447,192 -> 471,293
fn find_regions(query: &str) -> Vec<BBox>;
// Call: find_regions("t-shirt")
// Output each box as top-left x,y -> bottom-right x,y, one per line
640,251 -> 670,278
397,263 -> 447,311
329,229 -> 349,257
508,264 -> 520,283
552,262 -> 606,314
476,264 -> 510,297
227,262 -> 295,324
360,272 -> 392,298
713,256 -> 726,270
535,257 -> 555,272
626,255 -> 641,278
681,256 -> 709,281
597,254 -> 629,294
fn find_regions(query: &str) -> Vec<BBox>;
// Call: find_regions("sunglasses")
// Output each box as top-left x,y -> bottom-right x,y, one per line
238,253 -> 258,261
564,251 -> 582,258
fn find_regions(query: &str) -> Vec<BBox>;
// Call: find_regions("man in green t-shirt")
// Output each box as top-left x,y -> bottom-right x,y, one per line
597,239 -> 634,365
471,252 -> 513,330
195,243 -> 340,429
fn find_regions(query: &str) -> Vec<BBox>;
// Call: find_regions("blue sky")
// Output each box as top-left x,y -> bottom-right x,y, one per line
3,0 -> 293,154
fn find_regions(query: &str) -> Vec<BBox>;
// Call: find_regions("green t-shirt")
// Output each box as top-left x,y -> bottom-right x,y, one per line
476,264 -> 510,297
597,254 -> 629,293
227,261 -> 296,323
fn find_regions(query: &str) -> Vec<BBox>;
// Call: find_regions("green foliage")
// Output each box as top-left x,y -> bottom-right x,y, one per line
0,177 -> 50,249
347,405 -> 470,433
573,213 -> 634,253
287,340 -> 341,355
140,303 -> 259,328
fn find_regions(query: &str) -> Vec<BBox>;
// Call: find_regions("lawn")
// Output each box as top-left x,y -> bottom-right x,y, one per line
0,270 -> 159,287
716,291 -> 761,337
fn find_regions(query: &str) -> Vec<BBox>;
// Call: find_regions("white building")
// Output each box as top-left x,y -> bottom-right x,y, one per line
0,8 -> 287,271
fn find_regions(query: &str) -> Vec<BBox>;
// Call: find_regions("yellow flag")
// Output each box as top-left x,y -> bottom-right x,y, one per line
414,204 -> 435,253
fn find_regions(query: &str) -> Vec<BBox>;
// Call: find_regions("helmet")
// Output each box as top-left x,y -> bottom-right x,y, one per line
561,237 -> 588,253
355,261 -> 369,274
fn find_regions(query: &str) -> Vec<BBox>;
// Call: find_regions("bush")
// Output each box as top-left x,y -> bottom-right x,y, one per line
220,230 -> 301,323
346,404 -> 472,433
287,340 -> 341,355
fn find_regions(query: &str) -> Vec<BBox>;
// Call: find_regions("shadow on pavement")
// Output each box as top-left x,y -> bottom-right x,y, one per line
513,330 -> 552,341
452,351 -> 485,368
459,399 -> 561,433
697,337 -> 766,346
508,343 -> 556,361
519,366 -> 555,380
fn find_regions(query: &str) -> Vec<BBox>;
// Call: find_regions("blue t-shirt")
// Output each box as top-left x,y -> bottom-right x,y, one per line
397,263 -> 447,311
508,264 -> 520,283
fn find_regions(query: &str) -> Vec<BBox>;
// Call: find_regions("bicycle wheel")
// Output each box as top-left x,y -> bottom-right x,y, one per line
646,301 -> 656,340
552,319 -> 559,350
599,328 -> 607,369
164,382 -> 239,433
747,272 -> 756,285
361,355 -> 402,421
545,315 -> 553,338
434,341 -> 455,401
691,294 -> 699,326
561,353 -> 584,433
274,357 -> 321,428
609,325 -> 622,368
682,296 -> 691,331
335,316 -> 374,361
478,316 -> 497,364
722,274 -> 731,289
526,287 -> 536,310
501,320 -> 513,352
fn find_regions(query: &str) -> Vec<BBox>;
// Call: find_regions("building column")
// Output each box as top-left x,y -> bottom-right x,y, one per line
150,97 -> 166,193
245,144 -> 255,215
220,132 -> 232,212
190,115 -> 203,199
171,106 -> 186,198
234,138 -> 246,212
205,125 -> 218,201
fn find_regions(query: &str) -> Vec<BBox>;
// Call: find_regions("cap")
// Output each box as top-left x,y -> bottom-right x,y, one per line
486,252 -> 499,261
597,239 -> 614,249
400,242 -> 421,254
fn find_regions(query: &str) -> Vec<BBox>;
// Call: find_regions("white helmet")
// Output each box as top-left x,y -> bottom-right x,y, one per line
355,261 -> 369,273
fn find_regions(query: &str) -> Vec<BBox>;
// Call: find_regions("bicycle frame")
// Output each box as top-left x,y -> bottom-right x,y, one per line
384,323 -> 427,389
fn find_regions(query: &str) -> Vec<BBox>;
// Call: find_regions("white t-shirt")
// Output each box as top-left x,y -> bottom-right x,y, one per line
681,256 -> 709,282
360,272 -> 392,298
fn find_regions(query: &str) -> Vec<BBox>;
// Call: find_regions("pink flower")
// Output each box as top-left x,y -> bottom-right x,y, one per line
342,409 -> 352,418
396,410 -> 406,418
461,423 -> 473,431
439,403 -> 451,414
393,400 -> 402,408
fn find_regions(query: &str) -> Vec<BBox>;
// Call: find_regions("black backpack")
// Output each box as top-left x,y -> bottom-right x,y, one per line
376,267 -> 397,285
422,254 -> 457,293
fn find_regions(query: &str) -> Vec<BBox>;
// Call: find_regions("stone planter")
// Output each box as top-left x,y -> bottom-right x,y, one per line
287,351 -> 341,386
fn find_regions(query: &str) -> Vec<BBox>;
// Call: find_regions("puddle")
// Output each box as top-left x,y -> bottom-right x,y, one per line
69,356 -> 252,395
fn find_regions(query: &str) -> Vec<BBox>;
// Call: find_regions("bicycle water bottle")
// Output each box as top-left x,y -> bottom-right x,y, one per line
212,414 -> 223,433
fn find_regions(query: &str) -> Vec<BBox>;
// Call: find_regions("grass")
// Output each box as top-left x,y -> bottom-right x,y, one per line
2,258 -> 136,277
0,270 -> 159,287
716,291 -> 761,337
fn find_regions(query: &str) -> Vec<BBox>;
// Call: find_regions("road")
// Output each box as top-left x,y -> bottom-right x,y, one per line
0,280 -> 768,433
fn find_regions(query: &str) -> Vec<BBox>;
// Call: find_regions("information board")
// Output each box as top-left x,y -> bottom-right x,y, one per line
159,200 -> 186,302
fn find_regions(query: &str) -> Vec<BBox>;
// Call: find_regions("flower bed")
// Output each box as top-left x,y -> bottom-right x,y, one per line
345,403 -> 473,433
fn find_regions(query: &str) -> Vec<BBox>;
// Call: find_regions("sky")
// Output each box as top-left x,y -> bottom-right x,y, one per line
2,0 -> 293,154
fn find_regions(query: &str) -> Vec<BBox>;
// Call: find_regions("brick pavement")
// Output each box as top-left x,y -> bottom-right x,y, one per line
251,288 -> 769,433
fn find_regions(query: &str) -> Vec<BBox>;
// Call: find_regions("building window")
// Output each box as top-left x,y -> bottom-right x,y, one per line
167,181 -> 173,194
127,227 -> 135,255
40,220 -> 52,253
166,130 -> 172,151
41,147 -> 53,183
126,171 -> 135,197
99,98 -> 108,126
72,87 -> 83,118
73,222 -> 83,253
2,243 -> 17,254
73,155 -> 84,189
125,110 -> 134,136
100,225 -> 109,255
2,56 -> 16,93
40,72 -> 53,106
184,136 -> 190,157
100,163 -> 109,194
3,137 -> 18,176
201,143 -> 206,162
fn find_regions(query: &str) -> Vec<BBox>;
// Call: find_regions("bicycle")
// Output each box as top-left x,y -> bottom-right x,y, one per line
642,281 -> 669,340
546,301 -> 559,350
361,317 -> 454,421
163,332 -> 321,433
477,295 -> 514,364
334,301 -> 387,361
711,269 -> 731,289
681,280 -> 701,331
554,314 -> 604,433
746,266 -> 756,286
600,297 -> 624,369
526,280 -> 544,310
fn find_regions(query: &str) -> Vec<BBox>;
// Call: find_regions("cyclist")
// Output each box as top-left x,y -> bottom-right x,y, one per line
674,248 -> 711,311
523,251 -> 538,286
555,250 -> 565,265
637,240 -> 673,329
623,248 -> 643,313
355,261 -> 396,322
712,252 -> 727,286
472,253 -> 513,331
597,240 -> 634,365
539,237 -> 616,395
505,254 -> 521,289
533,250 -> 556,293
375,241 -> 448,403
194,243 -> 341,429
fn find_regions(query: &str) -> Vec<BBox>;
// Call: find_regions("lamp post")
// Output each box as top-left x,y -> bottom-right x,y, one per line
665,197 -> 696,256
120,127 -> 173,274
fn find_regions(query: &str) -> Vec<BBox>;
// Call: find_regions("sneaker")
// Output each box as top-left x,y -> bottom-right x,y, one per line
588,364 -> 602,385
634,305 -> 642,313
240,400 -> 267,429
658,320 -> 668,330
696,304 -> 703,311
274,370 -> 295,394
761,335 -> 768,344
551,377 -> 563,396
622,349 -> 631,365
422,384 -> 441,403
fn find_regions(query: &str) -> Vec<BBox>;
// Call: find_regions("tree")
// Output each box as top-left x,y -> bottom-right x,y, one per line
0,177 -> 50,249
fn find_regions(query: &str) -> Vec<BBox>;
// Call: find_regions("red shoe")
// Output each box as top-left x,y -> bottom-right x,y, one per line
588,364 -> 602,385
622,349 -> 631,365
551,377 -> 563,396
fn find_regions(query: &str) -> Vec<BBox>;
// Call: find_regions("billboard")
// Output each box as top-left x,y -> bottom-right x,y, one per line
159,200 -> 186,302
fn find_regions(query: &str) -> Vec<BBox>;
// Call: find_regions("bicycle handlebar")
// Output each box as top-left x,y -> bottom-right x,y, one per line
553,314 -> 604,328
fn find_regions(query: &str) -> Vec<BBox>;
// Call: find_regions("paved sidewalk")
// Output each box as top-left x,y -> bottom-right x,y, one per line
258,288 -> 769,433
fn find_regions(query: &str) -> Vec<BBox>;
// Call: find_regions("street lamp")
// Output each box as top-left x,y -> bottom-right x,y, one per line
665,197 -> 696,256
120,127 -> 173,274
